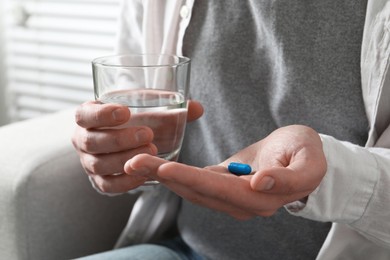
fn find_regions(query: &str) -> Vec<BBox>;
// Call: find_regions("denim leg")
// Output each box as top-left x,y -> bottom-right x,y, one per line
76,244 -> 184,260
159,236 -> 205,260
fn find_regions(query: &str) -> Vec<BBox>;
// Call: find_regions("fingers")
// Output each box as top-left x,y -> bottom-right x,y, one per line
73,126 -> 154,154
157,161 -> 280,217
161,180 -> 256,220
80,144 -> 157,175
91,173 -> 148,193
245,125 -> 326,203
187,100 -> 204,122
250,152 -> 326,201
80,148 -> 157,193
75,101 -> 130,129
124,154 -> 168,176
73,100 -> 201,155
204,165 -> 229,173
125,154 -> 280,216
76,100 -> 203,129
124,155 -> 255,218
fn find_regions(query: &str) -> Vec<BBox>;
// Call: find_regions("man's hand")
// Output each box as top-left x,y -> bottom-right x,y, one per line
71,100 -> 203,192
124,125 -> 327,219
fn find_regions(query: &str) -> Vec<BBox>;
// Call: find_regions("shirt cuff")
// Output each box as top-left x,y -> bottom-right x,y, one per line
285,134 -> 378,223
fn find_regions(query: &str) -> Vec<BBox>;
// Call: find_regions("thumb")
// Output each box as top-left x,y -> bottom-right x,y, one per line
187,100 -> 204,122
251,148 -> 326,197
250,167 -> 292,193
250,166 -> 313,198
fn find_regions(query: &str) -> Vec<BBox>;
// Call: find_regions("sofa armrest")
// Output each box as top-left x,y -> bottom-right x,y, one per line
0,109 -> 135,260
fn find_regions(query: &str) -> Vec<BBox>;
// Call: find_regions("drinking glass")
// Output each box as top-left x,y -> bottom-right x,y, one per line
92,54 -> 191,185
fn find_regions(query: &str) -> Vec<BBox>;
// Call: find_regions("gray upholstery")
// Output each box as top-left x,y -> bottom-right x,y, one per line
0,109 -> 135,260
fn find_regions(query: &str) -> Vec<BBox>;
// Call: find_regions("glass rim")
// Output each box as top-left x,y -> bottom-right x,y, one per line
92,53 -> 191,68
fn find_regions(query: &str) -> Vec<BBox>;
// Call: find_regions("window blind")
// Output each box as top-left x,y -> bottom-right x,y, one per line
4,0 -> 120,121
0,2 -> 8,126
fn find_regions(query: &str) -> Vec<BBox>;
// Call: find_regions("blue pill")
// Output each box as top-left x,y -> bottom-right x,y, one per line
228,162 -> 252,176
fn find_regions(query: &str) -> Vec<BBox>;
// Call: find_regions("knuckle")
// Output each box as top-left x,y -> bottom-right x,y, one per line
96,178 -> 112,193
79,154 -> 92,172
80,160 -> 92,176
93,106 -> 105,124
99,183 -> 110,193
112,131 -> 125,149
75,102 -> 94,126
75,108 -> 84,126
87,156 -> 102,175
81,132 -> 96,152
71,128 -> 82,150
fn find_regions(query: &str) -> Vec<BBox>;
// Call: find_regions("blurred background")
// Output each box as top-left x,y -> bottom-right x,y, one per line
0,0 -> 120,126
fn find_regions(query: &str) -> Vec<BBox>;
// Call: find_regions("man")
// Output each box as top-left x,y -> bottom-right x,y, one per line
72,1 -> 390,259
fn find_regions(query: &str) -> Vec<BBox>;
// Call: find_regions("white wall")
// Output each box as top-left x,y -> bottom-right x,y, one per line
0,1 -> 9,126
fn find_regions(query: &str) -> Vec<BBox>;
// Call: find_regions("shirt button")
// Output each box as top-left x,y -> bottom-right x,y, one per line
180,5 -> 190,19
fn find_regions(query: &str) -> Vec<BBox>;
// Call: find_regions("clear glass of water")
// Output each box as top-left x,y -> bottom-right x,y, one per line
92,54 -> 191,185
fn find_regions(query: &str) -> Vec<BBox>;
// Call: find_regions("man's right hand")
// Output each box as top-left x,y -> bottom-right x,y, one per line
71,100 -> 203,193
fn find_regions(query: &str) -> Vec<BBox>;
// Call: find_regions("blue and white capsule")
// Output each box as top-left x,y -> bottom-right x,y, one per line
228,162 -> 252,176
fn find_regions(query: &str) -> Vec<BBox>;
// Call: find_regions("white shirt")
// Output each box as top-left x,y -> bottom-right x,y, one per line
116,0 -> 390,259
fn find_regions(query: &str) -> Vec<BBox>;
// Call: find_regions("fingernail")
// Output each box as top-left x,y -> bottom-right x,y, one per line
112,108 -> 126,122
257,176 -> 275,191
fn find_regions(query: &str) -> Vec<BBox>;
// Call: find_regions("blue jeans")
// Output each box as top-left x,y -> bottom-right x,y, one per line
77,237 -> 204,260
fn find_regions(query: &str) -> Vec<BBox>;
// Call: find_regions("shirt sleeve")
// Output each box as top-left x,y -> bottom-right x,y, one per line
285,134 -> 390,248
114,0 -> 194,56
